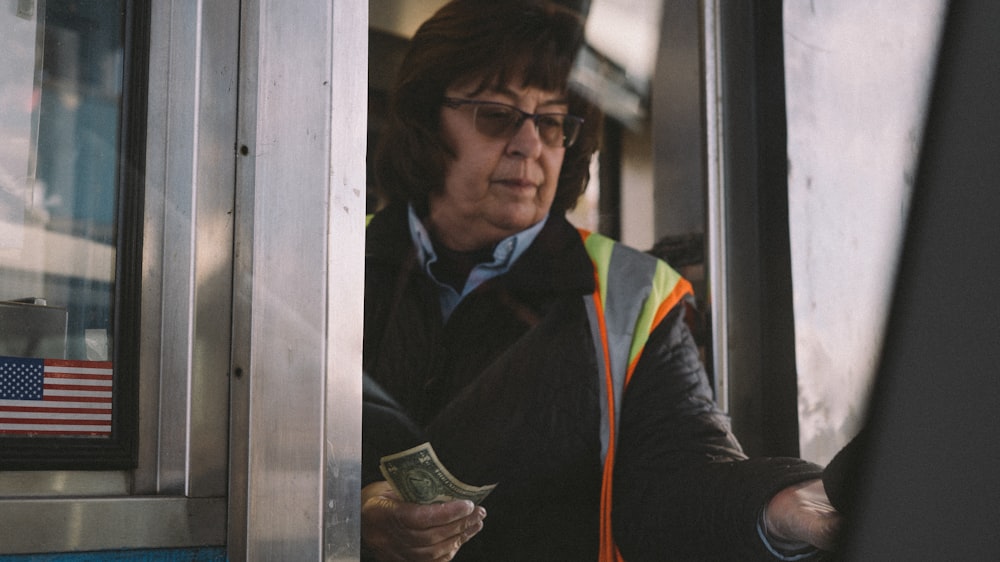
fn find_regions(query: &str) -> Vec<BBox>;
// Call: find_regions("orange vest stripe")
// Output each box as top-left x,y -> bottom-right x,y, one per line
591,270 -> 622,562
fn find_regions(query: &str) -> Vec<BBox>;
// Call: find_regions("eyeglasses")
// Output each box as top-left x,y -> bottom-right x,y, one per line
442,97 -> 584,149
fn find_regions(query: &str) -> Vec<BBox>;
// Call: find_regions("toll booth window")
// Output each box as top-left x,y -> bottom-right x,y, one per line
0,0 -> 145,469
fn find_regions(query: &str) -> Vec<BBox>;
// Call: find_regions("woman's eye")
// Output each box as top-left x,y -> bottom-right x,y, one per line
537,115 -> 564,129
479,107 -> 514,121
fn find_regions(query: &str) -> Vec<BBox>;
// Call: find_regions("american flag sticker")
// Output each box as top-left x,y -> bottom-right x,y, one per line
0,356 -> 113,436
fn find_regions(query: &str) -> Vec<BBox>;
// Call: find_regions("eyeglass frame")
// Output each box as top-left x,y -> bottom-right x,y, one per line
441,97 -> 585,149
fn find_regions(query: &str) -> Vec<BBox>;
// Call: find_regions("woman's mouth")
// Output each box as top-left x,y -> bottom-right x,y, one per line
494,178 -> 537,189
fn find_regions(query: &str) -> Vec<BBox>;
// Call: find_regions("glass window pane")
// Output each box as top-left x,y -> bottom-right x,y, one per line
1,0 -> 124,440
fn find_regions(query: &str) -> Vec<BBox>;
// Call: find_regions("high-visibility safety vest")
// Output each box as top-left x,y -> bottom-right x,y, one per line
579,228 -> 693,562
365,216 -> 693,561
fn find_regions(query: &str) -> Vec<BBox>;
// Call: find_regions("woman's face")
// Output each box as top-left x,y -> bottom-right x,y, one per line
427,81 -> 568,251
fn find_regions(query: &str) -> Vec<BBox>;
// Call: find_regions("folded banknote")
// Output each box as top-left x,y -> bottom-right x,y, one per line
379,441 -> 496,505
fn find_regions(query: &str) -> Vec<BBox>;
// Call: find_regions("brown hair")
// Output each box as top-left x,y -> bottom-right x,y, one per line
374,0 -> 603,214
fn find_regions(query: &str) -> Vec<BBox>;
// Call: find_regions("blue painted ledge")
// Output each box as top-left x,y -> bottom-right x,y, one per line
0,548 -> 227,561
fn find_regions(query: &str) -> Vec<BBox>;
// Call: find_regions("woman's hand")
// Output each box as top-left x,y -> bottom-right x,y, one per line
361,481 -> 487,561
764,479 -> 843,551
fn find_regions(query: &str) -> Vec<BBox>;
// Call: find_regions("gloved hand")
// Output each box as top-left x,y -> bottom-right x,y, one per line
764,478 -> 843,551
361,481 -> 487,561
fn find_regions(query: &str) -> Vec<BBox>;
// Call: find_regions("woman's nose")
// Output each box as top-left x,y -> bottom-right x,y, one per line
506,117 -> 544,158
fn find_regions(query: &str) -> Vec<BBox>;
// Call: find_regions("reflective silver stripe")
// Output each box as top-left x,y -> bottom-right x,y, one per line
589,242 -> 659,462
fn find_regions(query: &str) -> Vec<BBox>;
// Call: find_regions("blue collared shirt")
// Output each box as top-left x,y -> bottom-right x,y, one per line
407,204 -> 547,323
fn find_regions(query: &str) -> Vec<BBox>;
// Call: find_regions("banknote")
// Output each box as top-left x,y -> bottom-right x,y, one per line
379,442 -> 496,505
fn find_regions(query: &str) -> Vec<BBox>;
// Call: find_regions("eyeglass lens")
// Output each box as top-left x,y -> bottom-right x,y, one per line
472,103 -> 581,148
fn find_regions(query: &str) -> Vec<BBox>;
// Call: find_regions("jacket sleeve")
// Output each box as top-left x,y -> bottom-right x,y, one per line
611,302 -> 824,561
361,373 -> 427,488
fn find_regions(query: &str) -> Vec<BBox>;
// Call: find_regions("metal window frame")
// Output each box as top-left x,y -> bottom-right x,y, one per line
0,0 -> 236,553
227,0 -> 366,560
702,0 -> 800,457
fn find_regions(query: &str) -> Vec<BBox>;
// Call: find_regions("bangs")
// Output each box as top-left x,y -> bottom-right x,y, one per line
474,46 -> 574,95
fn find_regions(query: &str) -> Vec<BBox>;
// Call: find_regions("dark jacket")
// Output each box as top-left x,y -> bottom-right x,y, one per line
363,204 -> 823,561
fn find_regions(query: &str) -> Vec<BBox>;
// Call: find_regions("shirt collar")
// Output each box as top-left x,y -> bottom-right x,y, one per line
406,204 -> 547,275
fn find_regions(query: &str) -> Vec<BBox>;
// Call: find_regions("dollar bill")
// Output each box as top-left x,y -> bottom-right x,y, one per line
379,442 -> 497,505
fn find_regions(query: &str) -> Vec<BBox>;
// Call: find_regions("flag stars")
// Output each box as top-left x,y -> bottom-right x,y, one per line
0,357 -> 45,400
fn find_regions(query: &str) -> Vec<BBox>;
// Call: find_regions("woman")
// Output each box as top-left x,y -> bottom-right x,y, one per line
362,1 -> 840,560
